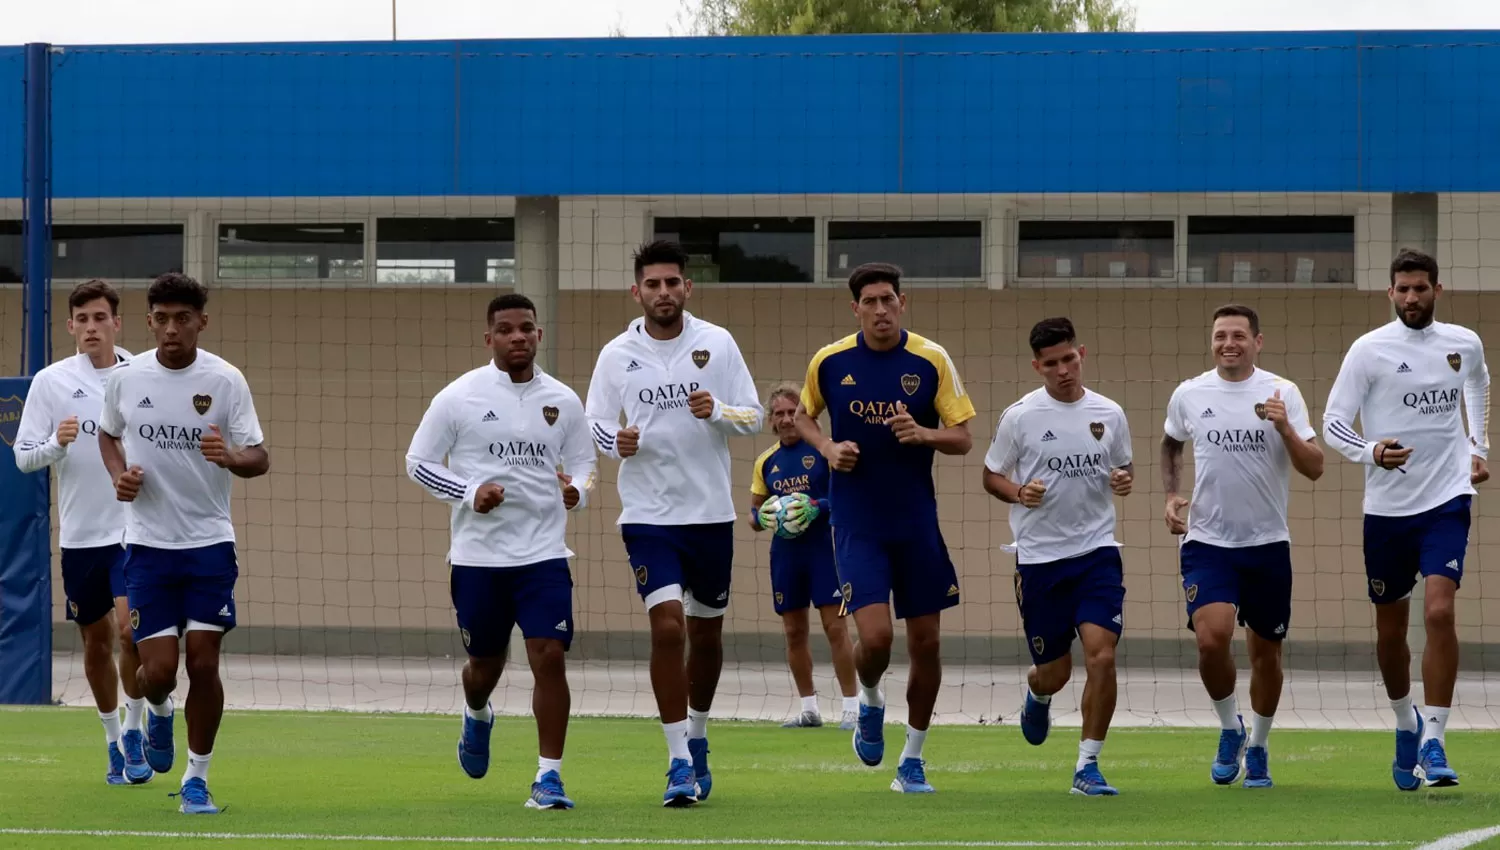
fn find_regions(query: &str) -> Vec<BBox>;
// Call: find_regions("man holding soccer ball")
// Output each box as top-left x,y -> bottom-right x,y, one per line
749,383 -> 859,731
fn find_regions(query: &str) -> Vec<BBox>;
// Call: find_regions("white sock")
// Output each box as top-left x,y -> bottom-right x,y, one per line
842,695 -> 858,715
536,756 -> 562,782
1076,738 -> 1103,772
123,697 -> 146,732
464,703 -> 493,723
900,725 -> 927,761
800,695 -> 820,716
182,750 -> 211,786
1029,688 -> 1052,705
662,719 -> 690,761
1212,694 -> 1240,731
859,681 -> 885,708
100,709 -> 122,746
1391,694 -> 1419,733
1421,705 -> 1451,745
147,695 -> 173,718
687,708 -> 709,740
1249,711 -> 1274,748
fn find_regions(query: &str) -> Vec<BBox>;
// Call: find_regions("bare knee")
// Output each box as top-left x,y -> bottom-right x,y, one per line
117,623 -> 136,656
81,622 -> 115,658
526,640 -> 567,679
1084,641 -> 1116,678
651,610 -> 686,654
907,629 -> 941,664
1195,626 -> 1234,661
1249,643 -> 1283,679
821,612 -> 850,645
184,650 -> 219,683
783,618 -> 811,648
1032,658 -> 1072,694
1424,598 -> 1456,635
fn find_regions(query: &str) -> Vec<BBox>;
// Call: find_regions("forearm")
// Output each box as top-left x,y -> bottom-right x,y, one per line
1465,380 -> 1490,459
983,469 -> 1022,504
588,418 -> 623,460
406,455 -> 474,505
100,433 -> 127,481
924,424 -> 973,456
1282,432 -> 1324,481
794,409 -> 831,453
749,493 -> 768,531
709,400 -> 764,436
14,434 -> 65,474
225,445 -> 270,479
1160,437 -> 1184,496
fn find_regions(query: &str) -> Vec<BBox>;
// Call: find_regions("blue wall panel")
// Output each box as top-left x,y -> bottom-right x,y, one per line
0,48 -> 23,199
3,32 -> 1500,198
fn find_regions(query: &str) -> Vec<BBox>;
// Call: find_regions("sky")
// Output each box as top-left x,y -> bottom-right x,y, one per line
2,0 -> 1500,45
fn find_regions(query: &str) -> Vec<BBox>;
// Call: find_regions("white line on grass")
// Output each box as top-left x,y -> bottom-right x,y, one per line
0,829 -> 1411,847
1412,826 -> 1500,850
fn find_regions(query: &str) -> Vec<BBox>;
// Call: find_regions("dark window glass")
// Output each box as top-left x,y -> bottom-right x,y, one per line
1187,216 -> 1355,284
376,217 -> 515,285
217,223 -> 365,280
1018,220 -> 1175,280
827,221 -> 982,279
0,222 -> 183,283
653,217 -> 815,283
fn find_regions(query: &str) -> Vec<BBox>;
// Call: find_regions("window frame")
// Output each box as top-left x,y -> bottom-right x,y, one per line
1183,214 -> 1358,289
821,218 -> 986,286
373,216 -> 517,287
0,218 -> 192,288
1013,216 -> 1179,288
210,217 -> 372,288
648,214 -> 820,286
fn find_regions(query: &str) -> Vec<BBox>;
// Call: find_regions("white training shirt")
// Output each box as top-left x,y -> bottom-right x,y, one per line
984,388 -> 1133,565
586,312 -> 764,526
1164,368 -> 1316,547
1323,320 -> 1489,517
100,349 -> 265,550
13,347 -> 133,549
406,364 -> 597,568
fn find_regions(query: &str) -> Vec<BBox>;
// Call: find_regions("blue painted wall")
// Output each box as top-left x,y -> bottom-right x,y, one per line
0,48 -> 24,199
9,32 -> 1500,198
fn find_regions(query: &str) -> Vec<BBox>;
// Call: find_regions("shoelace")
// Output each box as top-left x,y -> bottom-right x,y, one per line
1216,729 -> 1242,763
536,775 -> 566,798
902,760 -> 928,785
1246,749 -> 1268,774
667,761 -> 695,786
171,779 -> 212,806
1424,742 -> 1449,768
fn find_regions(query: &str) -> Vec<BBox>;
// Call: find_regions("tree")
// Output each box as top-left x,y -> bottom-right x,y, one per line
680,0 -> 1136,36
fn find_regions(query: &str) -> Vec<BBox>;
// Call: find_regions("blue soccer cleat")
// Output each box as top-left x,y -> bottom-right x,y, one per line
688,737 -> 712,801
1020,692 -> 1051,746
144,709 -> 175,775
1393,713 -> 1423,791
1071,762 -> 1119,796
662,758 -> 699,807
120,729 -> 154,785
172,777 -> 220,814
1242,746 -> 1273,788
1417,738 -> 1459,788
853,703 -> 885,767
1211,715 -> 1247,785
457,706 -> 494,779
106,743 -> 126,786
891,757 -> 935,793
525,770 -> 575,810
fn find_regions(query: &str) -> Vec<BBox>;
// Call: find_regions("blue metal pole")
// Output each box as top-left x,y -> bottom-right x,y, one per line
22,42 -> 51,376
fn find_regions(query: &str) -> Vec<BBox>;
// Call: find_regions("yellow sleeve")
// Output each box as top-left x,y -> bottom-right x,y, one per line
750,444 -> 777,497
800,334 -> 858,419
912,334 -> 976,428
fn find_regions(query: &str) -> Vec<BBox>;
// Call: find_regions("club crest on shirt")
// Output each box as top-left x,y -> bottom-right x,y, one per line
691,349 -> 711,369
1448,352 -> 1462,372
0,394 -> 22,447
542,405 -> 560,426
1089,421 -> 1105,440
900,374 -> 921,396
1253,402 -> 1268,420
802,454 -> 815,470
192,394 -> 213,415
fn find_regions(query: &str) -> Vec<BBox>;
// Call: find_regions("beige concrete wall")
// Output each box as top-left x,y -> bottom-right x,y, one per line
7,284 -> 1497,646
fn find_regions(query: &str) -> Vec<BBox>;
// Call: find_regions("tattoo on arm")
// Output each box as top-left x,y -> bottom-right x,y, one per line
1160,437 -> 1184,494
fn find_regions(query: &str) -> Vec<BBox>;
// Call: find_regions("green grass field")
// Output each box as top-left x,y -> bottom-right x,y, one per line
3,708 -> 1500,849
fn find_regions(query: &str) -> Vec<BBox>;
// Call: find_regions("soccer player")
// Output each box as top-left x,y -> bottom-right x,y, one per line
1323,250 -> 1489,790
748,381 -> 858,731
406,292 -> 596,810
14,279 -> 150,786
585,240 -> 764,806
794,262 -> 975,794
98,273 -> 269,815
1160,304 -> 1323,789
981,317 -> 1134,796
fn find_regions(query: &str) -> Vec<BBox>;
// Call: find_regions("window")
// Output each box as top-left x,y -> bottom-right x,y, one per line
827,221 -> 982,280
653,217 -> 815,283
217,223 -> 365,280
1017,220 -> 1175,280
0,222 -> 184,283
376,218 -> 515,285
1187,216 -> 1355,284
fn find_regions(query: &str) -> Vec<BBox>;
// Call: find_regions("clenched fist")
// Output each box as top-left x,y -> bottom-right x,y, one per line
558,472 -> 580,510
688,390 -> 715,420
1164,495 -> 1189,535
884,401 -> 926,445
823,440 -> 860,472
474,482 -> 505,514
1018,479 -> 1047,509
617,426 -> 641,458
1110,467 -> 1133,497
56,416 -> 80,447
200,424 -> 231,467
115,465 -> 144,502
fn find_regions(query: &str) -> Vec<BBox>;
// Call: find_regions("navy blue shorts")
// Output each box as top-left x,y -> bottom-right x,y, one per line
833,521 -> 959,621
1014,546 -> 1125,665
1364,495 -> 1471,604
61,545 -> 126,626
770,530 -> 841,615
621,522 -> 735,615
123,542 -> 238,641
450,560 -> 574,656
1180,540 -> 1293,642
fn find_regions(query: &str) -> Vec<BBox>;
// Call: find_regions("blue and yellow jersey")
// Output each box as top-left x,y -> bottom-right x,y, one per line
751,438 -> 831,551
801,330 -> 975,538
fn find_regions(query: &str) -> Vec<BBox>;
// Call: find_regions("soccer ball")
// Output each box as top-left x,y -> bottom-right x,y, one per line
763,492 -> 817,539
